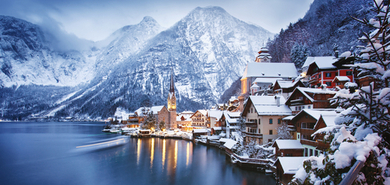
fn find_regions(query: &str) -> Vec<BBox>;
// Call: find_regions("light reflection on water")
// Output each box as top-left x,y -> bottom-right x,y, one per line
0,122 -> 276,185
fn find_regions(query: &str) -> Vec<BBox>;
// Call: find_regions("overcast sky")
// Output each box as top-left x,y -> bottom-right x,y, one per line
0,0 -> 314,42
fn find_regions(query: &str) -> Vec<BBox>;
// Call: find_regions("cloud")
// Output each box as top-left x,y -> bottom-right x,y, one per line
0,0 -> 313,42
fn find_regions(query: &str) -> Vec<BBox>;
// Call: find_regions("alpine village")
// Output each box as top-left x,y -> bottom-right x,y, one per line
2,0 -> 390,185
101,1 -> 390,183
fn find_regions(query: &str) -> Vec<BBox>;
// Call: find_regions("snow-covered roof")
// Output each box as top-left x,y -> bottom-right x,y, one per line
134,105 -> 165,116
282,115 -> 295,120
289,87 -> 337,102
241,62 -> 297,79
318,114 -> 338,127
222,139 -> 237,149
277,157 -> 308,174
249,96 -> 292,116
274,80 -> 297,88
193,129 -> 209,133
253,78 -> 283,84
208,109 -> 223,119
300,109 -> 338,121
191,109 -> 208,118
275,140 -> 304,149
227,112 -> 241,118
333,76 -> 351,82
181,111 -> 194,115
198,110 -> 208,116
223,111 -> 241,126
229,96 -> 238,102
303,56 -> 337,70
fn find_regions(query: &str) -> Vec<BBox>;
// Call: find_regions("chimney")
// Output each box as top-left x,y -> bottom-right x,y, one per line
335,50 -> 339,58
275,96 -> 281,107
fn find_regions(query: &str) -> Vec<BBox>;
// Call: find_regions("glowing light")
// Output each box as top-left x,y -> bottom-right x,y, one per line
150,138 -> 154,168
137,139 -> 141,165
174,140 -> 178,169
162,139 -> 166,169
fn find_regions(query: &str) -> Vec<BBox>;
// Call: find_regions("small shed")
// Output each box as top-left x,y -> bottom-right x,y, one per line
275,157 -> 308,185
273,140 -> 304,157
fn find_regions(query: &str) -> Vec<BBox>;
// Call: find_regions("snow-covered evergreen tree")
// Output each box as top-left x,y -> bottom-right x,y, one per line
290,1 -> 390,184
290,42 -> 309,70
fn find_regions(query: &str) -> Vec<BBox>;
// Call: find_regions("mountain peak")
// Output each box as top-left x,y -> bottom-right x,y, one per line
140,16 -> 158,24
189,6 -> 229,17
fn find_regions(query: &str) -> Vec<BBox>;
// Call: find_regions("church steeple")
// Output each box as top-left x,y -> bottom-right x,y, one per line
170,69 -> 175,93
167,69 -> 176,111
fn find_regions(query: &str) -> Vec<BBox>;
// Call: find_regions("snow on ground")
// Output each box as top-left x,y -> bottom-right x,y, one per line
114,107 -> 131,120
55,90 -> 80,105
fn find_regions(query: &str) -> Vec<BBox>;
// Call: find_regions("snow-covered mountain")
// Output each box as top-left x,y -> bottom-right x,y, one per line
94,16 -> 164,73
0,6 -> 273,119
0,15 -> 97,87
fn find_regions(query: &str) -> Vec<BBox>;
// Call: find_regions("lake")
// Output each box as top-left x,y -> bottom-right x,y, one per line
0,122 -> 276,185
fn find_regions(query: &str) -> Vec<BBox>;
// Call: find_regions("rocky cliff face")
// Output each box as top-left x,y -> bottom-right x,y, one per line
0,7 -> 273,119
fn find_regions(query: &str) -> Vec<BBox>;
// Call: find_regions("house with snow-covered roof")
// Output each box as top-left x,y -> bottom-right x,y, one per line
274,157 -> 308,185
190,110 -> 208,128
177,111 -> 194,131
303,56 -> 353,88
272,139 -> 304,157
241,95 -> 292,145
219,111 -> 242,138
285,87 -> 337,115
273,79 -> 305,99
240,48 -> 298,96
290,109 -> 338,156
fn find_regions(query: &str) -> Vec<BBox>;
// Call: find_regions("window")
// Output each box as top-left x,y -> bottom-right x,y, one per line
319,74 -> 321,78
268,139 -> 273,143
269,118 -> 273,124
258,119 -> 261,125
269,130 -> 273,135
308,105 -> 311,109
258,129 -> 261,133
326,73 -> 331,77
250,108 -> 253,113
346,71 -> 352,76
326,82 -> 332,86
278,119 -> 281,124
301,123 -> 306,128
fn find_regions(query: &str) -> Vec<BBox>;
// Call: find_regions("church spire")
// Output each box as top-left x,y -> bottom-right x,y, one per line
170,69 -> 175,93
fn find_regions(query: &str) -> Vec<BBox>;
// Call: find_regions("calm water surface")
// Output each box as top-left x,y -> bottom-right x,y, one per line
0,122 -> 276,185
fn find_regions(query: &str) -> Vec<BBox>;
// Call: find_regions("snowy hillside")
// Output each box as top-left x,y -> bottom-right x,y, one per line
267,0 -> 373,64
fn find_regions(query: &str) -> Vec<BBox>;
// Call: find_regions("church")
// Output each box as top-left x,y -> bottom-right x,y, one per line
166,69 -> 177,129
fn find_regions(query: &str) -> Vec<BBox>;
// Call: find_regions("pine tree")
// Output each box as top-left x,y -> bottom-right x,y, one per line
290,42 -> 309,70
290,1 -> 390,184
